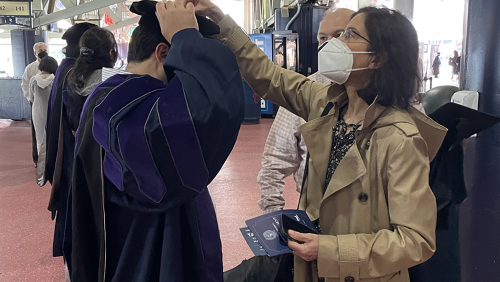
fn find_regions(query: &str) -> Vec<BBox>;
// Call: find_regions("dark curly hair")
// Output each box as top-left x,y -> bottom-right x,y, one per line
354,6 -> 421,110
68,27 -> 117,89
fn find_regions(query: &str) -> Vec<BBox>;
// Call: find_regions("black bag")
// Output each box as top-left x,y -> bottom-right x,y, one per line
224,102 -> 338,282
223,253 -> 294,282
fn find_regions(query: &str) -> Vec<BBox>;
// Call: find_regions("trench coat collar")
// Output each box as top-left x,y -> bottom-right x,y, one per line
300,92 -> 387,195
301,89 -> 447,206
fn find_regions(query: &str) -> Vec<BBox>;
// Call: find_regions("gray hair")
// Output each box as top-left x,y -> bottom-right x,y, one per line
33,42 -> 47,52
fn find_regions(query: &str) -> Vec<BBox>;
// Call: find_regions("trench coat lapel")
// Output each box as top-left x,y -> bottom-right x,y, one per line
301,110 -> 337,190
302,96 -> 386,204
322,144 -> 367,201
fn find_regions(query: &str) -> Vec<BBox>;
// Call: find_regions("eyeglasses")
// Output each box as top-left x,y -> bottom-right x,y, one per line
340,28 -> 371,43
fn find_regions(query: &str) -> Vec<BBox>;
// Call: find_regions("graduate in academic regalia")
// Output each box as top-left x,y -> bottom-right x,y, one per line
70,1 -> 244,281
43,22 -> 96,269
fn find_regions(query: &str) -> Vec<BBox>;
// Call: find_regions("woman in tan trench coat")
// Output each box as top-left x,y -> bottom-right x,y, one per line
156,2 -> 448,282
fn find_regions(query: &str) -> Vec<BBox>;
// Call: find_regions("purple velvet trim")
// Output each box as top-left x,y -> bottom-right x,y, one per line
93,75 -> 163,191
76,75 -> 128,189
116,91 -> 167,202
91,74 -> 209,203
195,190 -> 223,282
157,78 -> 209,192
47,58 -> 74,120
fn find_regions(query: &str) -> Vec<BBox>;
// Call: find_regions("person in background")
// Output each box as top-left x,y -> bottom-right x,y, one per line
66,27 -> 118,132
65,26 -> 118,278
451,50 -> 459,80
456,54 -> 461,84
22,42 -> 48,167
257,7 -> 354,214
182,1 -> 447,281
42,22 -> 96,280
432,52 -> 441,78
28,56 -> 58,186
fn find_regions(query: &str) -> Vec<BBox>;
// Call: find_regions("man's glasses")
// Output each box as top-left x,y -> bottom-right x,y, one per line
340,28 -> 371,43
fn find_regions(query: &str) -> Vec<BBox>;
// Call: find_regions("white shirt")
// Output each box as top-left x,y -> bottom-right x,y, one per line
101,67 -> 131,81
257,72 -> 330,213
22,60 -> 40,100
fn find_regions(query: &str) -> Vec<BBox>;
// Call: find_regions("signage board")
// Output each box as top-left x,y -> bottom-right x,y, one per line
0,1 -> 31,17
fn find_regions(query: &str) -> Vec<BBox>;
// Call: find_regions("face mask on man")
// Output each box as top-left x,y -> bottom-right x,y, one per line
318,38 -> 375,84
38,51 -> 48,59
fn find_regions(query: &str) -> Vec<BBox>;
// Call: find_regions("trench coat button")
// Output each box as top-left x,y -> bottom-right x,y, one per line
358,192 -> 369,202
365,141 -> 370,149
345,276 -> 355,282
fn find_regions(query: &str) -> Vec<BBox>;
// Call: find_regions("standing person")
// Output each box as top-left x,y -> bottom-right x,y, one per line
64,26 -> 118,276
28,56 -> 58,186
71,1 -> 243,281
42,22 -> 97,278
257,7 -> 353,214
22,42 -> 48,167
456,54 -> 461,84
65,27 -> 118,132
432,52 -> 441,78
178,2 -> 447,282
451,50 -> 458,79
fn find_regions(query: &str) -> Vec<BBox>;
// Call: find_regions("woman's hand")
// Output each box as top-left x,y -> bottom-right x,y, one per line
288,230 -> 319,262
156,0 -> 199,42
182,0 -> 225,23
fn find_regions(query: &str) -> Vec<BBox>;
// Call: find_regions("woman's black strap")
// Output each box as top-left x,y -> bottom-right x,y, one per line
297,102 -> 334,208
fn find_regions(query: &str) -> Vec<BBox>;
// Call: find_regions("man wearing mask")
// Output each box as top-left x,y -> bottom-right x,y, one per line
257,7 -> 354,213
22,42 -> 48,167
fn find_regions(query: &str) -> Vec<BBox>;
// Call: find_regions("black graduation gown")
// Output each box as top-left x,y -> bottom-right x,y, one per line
44,57 -> 77,261
45,57 -> 75,186
45,57 -> 99,266
71,29 -> 245,282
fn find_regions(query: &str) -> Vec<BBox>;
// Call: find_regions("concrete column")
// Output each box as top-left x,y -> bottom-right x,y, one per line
460,0 -> 500,281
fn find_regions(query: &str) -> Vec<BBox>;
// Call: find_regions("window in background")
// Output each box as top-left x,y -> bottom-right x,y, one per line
0,38 -> 14,77
333,0 -> 359,10
48,37 -> 66,64
212,0 -> 245,29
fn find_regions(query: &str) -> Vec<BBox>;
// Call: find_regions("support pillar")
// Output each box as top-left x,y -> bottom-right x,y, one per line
460,0 -> 500,281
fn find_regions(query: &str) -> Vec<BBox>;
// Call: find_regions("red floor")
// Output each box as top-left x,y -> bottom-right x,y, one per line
0,118 -> 300,281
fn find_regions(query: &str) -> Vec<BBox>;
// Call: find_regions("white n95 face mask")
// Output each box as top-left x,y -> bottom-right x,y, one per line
318,38 -> 376,84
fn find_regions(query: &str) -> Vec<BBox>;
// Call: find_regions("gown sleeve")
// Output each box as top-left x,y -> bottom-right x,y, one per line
212,16 -> 339,121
